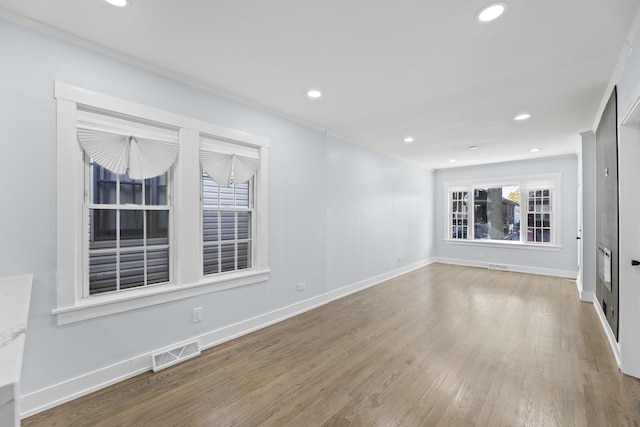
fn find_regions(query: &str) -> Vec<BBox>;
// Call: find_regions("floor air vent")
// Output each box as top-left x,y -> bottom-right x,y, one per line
487,263 -> 508,271
152,340 -> 201,372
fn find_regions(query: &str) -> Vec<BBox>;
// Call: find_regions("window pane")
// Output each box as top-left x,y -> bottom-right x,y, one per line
235,182 -> 249,208
147,248 -> 169,285
89,209 -> 117,249
147,210 -> 169,244
238,242 -> 251,270
145,174 -> 167,206
202,174 -> 220,206
220,186 -> 234,207
237,212 -> 251,240
120,175 -> 143,205
91,163 -> 117,205
120,210 -> 144,247
203,211 -> 219,242
89,252 -> 117,295
120,250 -> 145,290
203,245 -> 219,275
527,228 -> 534,242
221,243 -> 236,272
221,212 -> 235,240
473,186 -> 519,241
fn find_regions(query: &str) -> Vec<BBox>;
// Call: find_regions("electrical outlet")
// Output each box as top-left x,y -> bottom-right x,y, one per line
397,255 -> 402,262
192,307 -> 203,323
297,282 -> 306,292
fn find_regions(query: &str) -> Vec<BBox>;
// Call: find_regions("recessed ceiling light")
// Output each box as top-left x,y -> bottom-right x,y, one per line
468,145 -> 479,150
530,148 -> 541,153
404,137 -> 414,143
307,89 -> 322,99
105,0 -> 128,6
449,159 -> 457,163
477,3 -> 507,22
514,113 -> 532,121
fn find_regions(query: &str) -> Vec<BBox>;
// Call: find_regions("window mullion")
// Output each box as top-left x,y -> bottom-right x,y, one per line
143,208 -> 148,287
142,178 -> 148,287
116,174 -> 121,292
469,189 -> 475,240
217,209 -> 222,274
520,191 -> 526,243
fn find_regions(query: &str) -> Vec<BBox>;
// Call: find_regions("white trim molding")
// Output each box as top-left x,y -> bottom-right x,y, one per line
435,257 -> 577,279
592,297 -> 622,368
21,258 -> 434,419
578,289 -> 595,303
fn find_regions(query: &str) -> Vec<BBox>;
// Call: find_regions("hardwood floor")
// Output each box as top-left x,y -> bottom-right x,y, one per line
23,264 -> 640,426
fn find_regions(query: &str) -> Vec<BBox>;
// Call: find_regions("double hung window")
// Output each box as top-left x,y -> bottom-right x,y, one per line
526,189 -> 552,243
77,110 -> 178,297
451,191 -> 469,239
199,136 -> 260,277
202,178 -> 252,275
55,82 -> 269,325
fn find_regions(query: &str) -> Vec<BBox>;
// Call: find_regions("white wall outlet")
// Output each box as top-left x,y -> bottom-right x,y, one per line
192,307 -> 203,323
297,282 -> 306,292
397,255 -> 402,262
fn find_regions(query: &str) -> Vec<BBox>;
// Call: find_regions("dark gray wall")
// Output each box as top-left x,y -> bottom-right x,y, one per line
595,88 -> 619,339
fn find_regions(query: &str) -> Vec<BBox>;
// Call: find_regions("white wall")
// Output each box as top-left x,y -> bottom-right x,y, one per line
613,22 -> 640,377
580,132 -> 597,298
0,17 -> 434,405
326,136 -> 434,290
433,156 -> 579,277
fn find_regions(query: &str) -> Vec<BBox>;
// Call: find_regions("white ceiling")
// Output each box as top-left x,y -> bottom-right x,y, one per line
1,0 -> 638,169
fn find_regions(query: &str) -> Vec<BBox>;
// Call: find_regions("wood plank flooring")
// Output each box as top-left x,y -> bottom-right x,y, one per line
23,264 -> 640,426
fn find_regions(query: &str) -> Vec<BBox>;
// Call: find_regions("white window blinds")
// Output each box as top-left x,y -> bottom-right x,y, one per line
76,110 -> 179,180
200,136 -> 259,186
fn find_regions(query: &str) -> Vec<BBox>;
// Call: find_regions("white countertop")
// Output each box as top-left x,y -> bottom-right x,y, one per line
0,274 -> 33,389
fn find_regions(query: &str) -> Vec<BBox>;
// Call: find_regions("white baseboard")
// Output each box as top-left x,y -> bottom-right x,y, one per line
434,257 -> 577,279
579,290 -> 595,302
20,258 -> 434,418
592,297 -> 621,368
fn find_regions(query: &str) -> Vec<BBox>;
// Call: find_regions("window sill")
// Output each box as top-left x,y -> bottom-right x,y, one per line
53,269 -> 270,325
443,239 -> 562,251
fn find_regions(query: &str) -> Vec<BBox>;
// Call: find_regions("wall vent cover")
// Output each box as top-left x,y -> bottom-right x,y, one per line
487,263 -> 508,271
151,340 -> 201,372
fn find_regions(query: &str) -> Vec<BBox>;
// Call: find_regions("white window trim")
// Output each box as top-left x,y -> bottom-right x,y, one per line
54,82 -> 270,325
443,173 -> 562,250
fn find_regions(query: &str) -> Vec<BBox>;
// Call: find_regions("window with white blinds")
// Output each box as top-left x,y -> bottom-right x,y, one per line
54,82 -> 270,325
200,136 -> 259,277
80,110 -> 176,296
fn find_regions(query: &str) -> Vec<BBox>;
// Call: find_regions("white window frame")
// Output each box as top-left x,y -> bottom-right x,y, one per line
54,82 -> 270,325
443,173 -> 561,250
